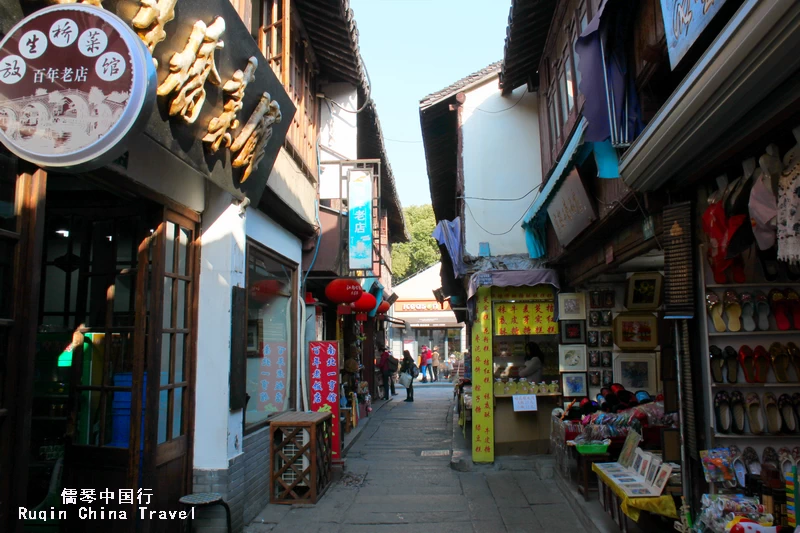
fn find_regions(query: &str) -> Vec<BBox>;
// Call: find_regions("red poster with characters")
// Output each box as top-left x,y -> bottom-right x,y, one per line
308,341 -> 341,462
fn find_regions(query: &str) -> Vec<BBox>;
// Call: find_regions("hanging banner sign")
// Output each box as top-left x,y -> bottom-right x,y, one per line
0,4 -> 155,171
309,341 -> 342,462
348,169 -> 373,271
660,0 -> 729,69
547,169 -> 596,246
472,286 -> 494,463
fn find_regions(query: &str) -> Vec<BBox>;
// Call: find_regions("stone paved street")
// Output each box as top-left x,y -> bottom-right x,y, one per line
245,386 -> 590,533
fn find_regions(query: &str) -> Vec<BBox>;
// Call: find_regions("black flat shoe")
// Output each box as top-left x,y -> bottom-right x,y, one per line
404,399 -> 412,402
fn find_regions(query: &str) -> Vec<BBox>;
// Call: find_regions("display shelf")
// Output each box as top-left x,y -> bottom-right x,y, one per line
708,330 -> 800,336
31,416 -> 67,421
711,382 -> 800,388
706,282 -> 800,289
495,392 -> 562,398
714,433 -> 799,439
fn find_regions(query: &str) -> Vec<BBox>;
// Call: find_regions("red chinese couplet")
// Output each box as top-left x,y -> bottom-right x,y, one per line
308,341 -> 341,462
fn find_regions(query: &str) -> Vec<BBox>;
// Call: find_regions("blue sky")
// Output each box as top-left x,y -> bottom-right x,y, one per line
350,0 -> 512,208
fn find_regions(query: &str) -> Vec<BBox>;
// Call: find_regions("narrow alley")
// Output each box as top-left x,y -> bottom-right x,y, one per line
246,387 -> 589,533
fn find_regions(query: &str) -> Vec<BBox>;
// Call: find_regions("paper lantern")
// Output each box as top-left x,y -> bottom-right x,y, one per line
325,279 -> 363,303
250,279 -> 283,302
352,292 -> 377,312
377,301 -> 390,313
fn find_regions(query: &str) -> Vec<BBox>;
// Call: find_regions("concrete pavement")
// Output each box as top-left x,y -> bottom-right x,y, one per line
245,387 -> 590,533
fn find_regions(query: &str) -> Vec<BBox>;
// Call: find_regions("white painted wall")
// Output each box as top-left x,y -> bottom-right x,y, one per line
394,263 -> 443,300
461,79 -> 542,257
194,187 -> 246,469
318,83 -> 358,199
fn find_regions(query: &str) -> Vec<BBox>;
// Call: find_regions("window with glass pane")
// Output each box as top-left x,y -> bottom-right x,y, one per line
245,245 -> 295,429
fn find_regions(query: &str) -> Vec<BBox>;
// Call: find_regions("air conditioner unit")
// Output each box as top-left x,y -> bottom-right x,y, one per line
277,428 -> 310,487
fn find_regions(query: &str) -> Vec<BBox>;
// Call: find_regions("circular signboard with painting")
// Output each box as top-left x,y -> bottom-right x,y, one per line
0,4 -> 155,170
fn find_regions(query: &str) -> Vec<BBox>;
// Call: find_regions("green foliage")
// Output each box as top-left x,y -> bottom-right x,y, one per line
391,204 -> 439,281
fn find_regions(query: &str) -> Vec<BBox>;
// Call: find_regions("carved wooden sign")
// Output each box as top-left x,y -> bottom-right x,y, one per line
4,0 -> 295,203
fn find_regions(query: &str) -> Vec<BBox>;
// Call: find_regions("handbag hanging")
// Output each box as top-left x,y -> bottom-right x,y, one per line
399,372 -> 412,388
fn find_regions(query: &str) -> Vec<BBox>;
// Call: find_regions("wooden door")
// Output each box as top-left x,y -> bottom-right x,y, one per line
142,209 -> 197,533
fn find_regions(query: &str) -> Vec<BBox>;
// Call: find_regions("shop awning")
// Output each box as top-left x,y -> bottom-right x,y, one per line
466,269 -> 560,322
521,118 -> 588,258
620,0 -> 800,191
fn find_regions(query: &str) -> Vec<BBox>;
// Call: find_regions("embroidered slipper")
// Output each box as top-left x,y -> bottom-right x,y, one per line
759,247 -> 780,281
762,446 -> 780,470
738,345 -> 756,383
729,445 -> 747,488
755,291 -> 771,331
787,342 -> 800,381
779,393 -> 797,434
714,391 -> 732,434
793,446 -> 800,465
794,393 -> 800,427
769,289 -> 790,330
730,391 -> 746,434
707,291 -> 726,332
746,392 -> 765,435
780,447 -> 794,481
743,446 -> 762,475
770,342 -> 790,382
709,345 -> 724,383
724,290 -> 742,332
753,345 -> 770,383
787,289 -> 800,329
724,346 -> 739,384
740,292 -> 757,332
764,393 -> 781,435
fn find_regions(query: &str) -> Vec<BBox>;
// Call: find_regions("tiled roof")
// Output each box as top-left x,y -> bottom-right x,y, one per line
419,61 -> 502,109
499,0 -> 557,93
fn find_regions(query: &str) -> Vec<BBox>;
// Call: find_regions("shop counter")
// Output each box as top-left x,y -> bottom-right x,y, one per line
492,393 -> 561,455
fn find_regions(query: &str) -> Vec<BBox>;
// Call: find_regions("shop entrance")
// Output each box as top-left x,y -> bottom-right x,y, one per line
24,175 -> 197,532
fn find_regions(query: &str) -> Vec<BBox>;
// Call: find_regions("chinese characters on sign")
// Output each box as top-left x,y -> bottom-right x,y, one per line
309,341 -> 341,461
660,0 -> 728,69
512,394 -> 539,412
547,170 -> 596,247
472,286 -> 494,463
203,56 -> 257,153
257,342 -> 289,414
492,285 -> 558,336
230,91 -> 282,182
132,0 -> 179,67
348,169 -> 374,270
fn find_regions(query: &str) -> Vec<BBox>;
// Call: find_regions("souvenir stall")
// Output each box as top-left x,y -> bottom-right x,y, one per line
464,270 -> 563,462
690,125 -> 800,532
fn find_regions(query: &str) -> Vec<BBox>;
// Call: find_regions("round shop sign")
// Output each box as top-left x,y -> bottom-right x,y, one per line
0,4 -> 156,171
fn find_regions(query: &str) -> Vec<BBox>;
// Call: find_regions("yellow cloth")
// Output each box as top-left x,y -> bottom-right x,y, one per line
592,464 -> 678,522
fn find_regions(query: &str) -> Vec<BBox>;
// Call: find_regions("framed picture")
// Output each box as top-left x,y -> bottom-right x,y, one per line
560,320 -> 586,344
602,369 -> 613,385
600,330 -> 613,347
601,310 -> 613,327
646,459 -> 660,485
625,272 -> 663,310
613,312 -> 659,351
603,290 -> 615,308
559,345 -> 587,372
561,372 -> 588,397
589,370 -> 601,386
558,292 -> 586,320
589,350 -> 600,367
587,330 -> 599,347
654,463 -> 673,491
632,449 -> 645,473
601,351 -> 612,368
588,311 -> 600,327
590,291 -> 602,309
613,353 -> 658,394
638,452 -> 652,477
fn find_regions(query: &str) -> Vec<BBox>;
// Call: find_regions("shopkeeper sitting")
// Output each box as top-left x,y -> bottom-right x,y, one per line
518,342 -> 543,383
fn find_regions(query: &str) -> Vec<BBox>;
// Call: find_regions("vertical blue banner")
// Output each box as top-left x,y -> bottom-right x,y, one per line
348,169 -> 373,270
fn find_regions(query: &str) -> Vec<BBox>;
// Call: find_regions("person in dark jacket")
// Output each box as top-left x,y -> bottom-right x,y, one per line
378,346 -> 392,401
400,350 -> 415,402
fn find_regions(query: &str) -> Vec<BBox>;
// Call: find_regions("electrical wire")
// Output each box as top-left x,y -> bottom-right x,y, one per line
384,137 -> 423,144
323,63 -> 373,114
459,188 -> 537,202
463,188 -> 541,236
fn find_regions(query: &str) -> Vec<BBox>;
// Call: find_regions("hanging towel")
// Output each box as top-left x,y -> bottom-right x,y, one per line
777,148 -> 800,263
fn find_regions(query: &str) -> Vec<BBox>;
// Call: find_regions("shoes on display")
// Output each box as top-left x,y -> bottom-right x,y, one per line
754,292 -> 771,330
787,341 -> 800,380
714,391 -> 732,434
740,292 -> 756,332
787,288 -> 800,328
779,447 -> 794,481
738,345 -> 756,383
769,289 -> 790,330
707,291 -> 726,332
753,345 -> 770,383
758,247 -> 780,282
724,346 -> 739,383
730,391 -> 746,434
743,446 -> 762,476
729,445 -> 747,488
793,393 -> 800,427
778,393 -> 797,434
724,290 -> 742,332
709,345 -> 724,383
762,446 -> 780,471
786,261 -> 800,281
764,393 -> 781,435
746,393 -> 765,435
769,342 -> 790,382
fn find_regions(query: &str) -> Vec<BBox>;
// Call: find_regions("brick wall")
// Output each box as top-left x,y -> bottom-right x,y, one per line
192,425 -> 271,532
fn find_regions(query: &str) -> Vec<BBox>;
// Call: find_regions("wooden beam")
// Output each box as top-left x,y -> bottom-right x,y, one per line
282,0 -> 291,87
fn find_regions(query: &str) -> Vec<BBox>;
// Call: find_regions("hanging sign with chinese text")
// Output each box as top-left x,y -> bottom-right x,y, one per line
491,285 -> 558,336
547,169 -> 596,246
257,342 -> 289,414
348,169 -> 373,271
309,341 -> 341,461
472,286 -> 494,463
0,4 -> 155,170
660,0 -> 729,69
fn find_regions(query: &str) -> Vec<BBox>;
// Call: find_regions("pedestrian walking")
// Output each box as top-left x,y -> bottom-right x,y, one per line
431,346 -> 441,382
419,345 -> 430,383
400,350 -> 416,402
387,349 -> 399,396
377,346 -> 393,401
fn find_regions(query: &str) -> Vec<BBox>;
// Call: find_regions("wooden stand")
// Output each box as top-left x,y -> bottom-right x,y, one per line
577,453 -> 610,501
269,412 -> 333,505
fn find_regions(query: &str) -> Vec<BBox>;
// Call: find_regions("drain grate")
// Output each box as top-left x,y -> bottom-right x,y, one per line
420,450 -> 451,457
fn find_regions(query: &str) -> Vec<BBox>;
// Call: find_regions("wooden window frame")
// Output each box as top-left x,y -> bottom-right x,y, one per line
243,239 -> 298,435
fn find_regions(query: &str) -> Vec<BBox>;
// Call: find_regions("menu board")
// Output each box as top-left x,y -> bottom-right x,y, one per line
309,341 -> 341,461
472,286 -> 494,463
491,285 -> 558,335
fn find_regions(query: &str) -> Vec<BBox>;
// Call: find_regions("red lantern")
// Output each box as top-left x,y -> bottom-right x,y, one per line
325,279 -> 363,303
352,292 -> 377,312
377,301 -> 390,313
250,279 -> 283,302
